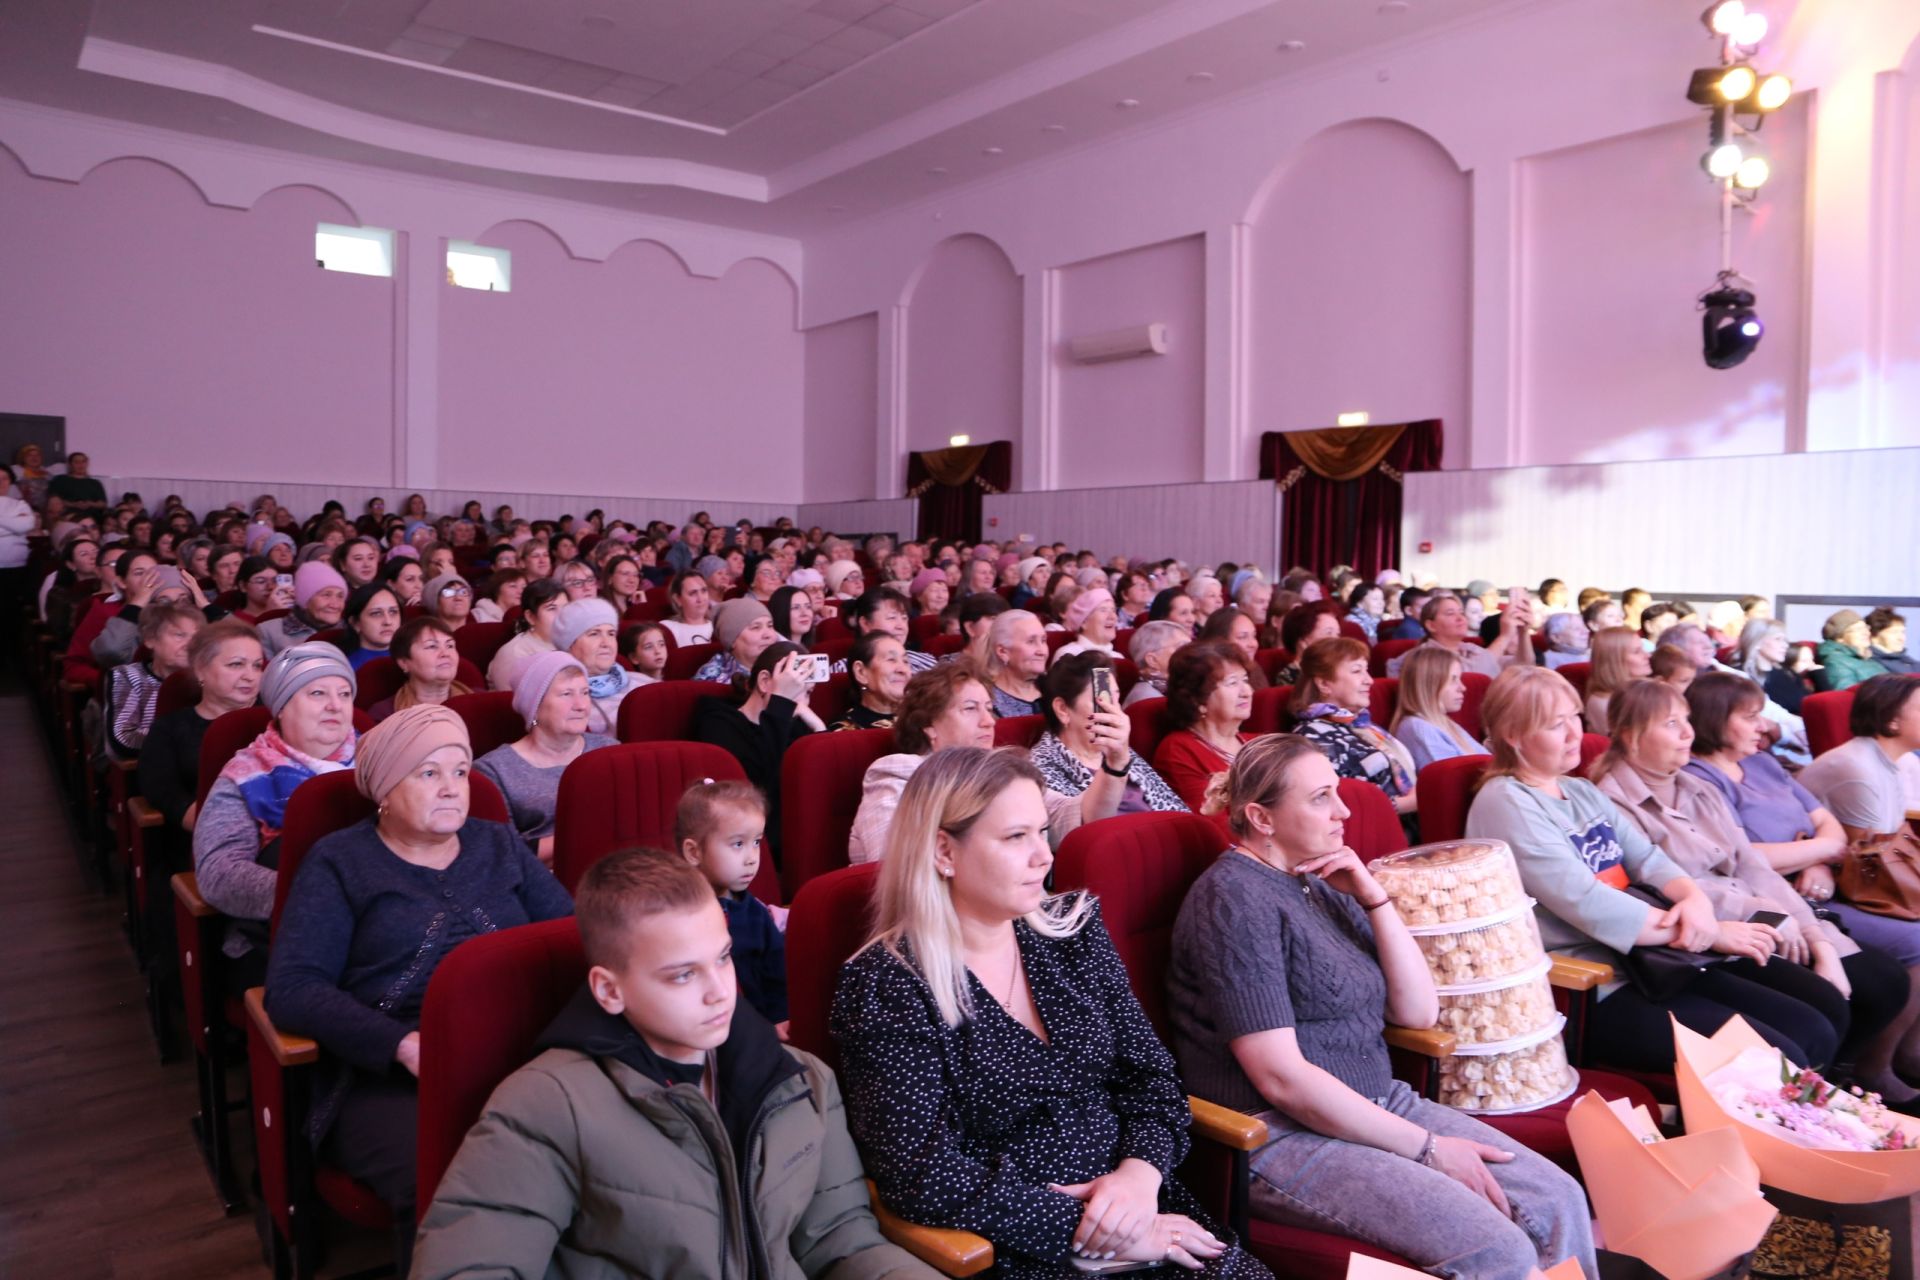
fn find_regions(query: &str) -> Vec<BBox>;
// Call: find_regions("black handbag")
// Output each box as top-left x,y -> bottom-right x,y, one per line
1616,885 -> 1729,1001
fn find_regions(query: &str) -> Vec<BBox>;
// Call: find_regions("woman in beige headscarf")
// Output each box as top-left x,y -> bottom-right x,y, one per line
265,703 -> 574,1248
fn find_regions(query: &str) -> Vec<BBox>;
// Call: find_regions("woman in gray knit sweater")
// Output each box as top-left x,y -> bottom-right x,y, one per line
1167,735 -> 1595,1280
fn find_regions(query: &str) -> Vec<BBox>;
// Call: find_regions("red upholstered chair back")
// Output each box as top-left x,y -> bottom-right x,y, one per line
1370,639 -> 1421,677
1575,733 -> 1609,778
1255,647 -> 1292,684
779,728 -> 895,900
551,742 -> 759,896
271,769 -> 511,935
1803,690 -> 1854,758
1414,754 -> 1492,843
452,621 -> 511,675
664,643 -> 720,682
254,608 -> 291,625
1126,697 -> 1170,762
925,634 -> 967,658
415,918 -> 585,1214
617,680 -> 731,742
815,637 -> 856,667
1051,812 -> 1229,1042
910,615 -> 941,645
810,674 -> 852,730
784,862 -> 881,1072
1339,778 -> 1409,864
447,690 -> 526,758
993,715 -> 1046,748
1045,631 -> 1074,656
1245,686 -> 1291,735
311,628 -> 345,648
1338,619 -> 1369,644
156,670 -> 201,717
622,599 -> 671,623
1558,662 -> 1592,700
1369,677 -> 1399,728
197,707 -> 272,807
814,615 -> 852,645
1113,659 -> 1140,697
1452,672 -> 1491,741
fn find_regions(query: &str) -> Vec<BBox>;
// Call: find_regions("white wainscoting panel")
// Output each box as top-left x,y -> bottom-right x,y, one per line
983,480 -> 1280,571
1402,447 -> 1920,599
796,499 -> 918,540
103,477 -> 791,529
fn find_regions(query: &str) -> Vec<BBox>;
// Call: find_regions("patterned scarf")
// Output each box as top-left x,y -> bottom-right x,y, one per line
587,666 -> 632,700
1300,701 -> 1415,796
217,721 -> 356,842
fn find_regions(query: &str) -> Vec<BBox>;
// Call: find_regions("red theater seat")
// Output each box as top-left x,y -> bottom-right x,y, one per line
779,728 -> 894,899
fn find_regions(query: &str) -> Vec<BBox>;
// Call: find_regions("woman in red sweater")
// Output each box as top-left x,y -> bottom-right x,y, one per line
1152,639 -> 1265,812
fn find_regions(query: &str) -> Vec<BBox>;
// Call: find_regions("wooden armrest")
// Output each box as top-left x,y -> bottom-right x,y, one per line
1548,955 -> 1613,991
1187,1095 -> 1267,1151
244,987 -> 319,1069
867,1180 -> 993,1277
128,796 -> 163,828
171,872 -> 216,917
1384,1024 -> 1458,1058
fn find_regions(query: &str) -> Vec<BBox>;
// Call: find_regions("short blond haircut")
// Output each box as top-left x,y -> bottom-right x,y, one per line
1479,666 -> 1581,782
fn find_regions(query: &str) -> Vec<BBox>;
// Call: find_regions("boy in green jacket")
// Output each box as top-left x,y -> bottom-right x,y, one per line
410,849 -> 937,1280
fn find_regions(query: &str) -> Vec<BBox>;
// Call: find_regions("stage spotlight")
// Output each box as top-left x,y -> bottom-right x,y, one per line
1700,285 -> 1763,369
1734,154 -> 1770,189
1734,11 -> 1768,45
1687,65 -> 1756,105
1702,143 -> 1744,178
1703,0 -> 1745,35
1752,73 -> 1791,110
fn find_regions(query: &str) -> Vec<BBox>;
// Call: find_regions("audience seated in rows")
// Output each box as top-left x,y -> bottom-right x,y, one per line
1030,653 -> 1186,815
1388,644 -> 1486,772
1289,637 -> 1418,826
487,578 -> 567,691
1153,640 -> 1262,812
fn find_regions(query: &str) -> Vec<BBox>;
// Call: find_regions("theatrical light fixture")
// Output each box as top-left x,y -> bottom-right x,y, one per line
1703,143 -> 1744,178
1752,73 -> 1791,111
1734,12 -> 1768,46
1687,64 -> 1756,105
1700,280 -> 1764,369
1734,154 -> 1770,189
1703,1 -> 1745,36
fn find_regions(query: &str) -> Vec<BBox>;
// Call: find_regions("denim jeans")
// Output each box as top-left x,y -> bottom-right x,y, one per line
1246,1081 -> 1597,1280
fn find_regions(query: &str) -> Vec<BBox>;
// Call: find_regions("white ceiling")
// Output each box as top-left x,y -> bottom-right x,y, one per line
2,0 -> 1539,235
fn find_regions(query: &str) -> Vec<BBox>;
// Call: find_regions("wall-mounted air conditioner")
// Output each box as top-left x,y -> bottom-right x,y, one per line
1067,322 -> 1169,364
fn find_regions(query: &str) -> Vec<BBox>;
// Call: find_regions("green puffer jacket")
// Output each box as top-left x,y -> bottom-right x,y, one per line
411,991 -> 935,1280
1813,640 -> 1888,692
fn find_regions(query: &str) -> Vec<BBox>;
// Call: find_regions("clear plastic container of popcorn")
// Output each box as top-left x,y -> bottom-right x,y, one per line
1372,839 -> 1527,929
1437,1017 -> 1576,1114
1434,958 -> 1558,1047
1408,900 -> 1546,987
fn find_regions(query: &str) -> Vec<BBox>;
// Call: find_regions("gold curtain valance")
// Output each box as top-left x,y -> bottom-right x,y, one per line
917,444 -> 991,486
1281,424 -> 1408,481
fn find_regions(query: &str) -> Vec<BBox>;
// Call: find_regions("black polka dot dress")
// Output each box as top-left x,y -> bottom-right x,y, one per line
830,901 -> 1270,1280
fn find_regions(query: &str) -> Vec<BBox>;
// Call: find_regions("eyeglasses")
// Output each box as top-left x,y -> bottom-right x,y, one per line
440,584 -> 472,597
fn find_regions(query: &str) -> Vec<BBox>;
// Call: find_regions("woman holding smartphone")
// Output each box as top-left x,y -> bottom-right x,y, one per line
1030,653 -> 1187,813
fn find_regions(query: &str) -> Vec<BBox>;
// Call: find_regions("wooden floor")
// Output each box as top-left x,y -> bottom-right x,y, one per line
0,692 -> 265,1279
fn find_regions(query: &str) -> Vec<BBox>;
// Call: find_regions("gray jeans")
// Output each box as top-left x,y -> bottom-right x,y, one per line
1247,1081 -> 1596,1280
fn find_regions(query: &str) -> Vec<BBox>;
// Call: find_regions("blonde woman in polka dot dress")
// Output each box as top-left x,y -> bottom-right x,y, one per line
831,747 -> 1269,1280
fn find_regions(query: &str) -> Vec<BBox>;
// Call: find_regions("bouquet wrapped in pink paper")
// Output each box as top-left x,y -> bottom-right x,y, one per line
1675,1016 -> 1920,1203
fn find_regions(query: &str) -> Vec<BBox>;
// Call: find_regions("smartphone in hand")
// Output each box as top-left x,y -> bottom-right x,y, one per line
1090,666 -> 1119,711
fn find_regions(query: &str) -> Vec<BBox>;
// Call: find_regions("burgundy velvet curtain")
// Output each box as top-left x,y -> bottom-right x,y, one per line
1258,420 -> 1443,578
906,441 -> 1011,543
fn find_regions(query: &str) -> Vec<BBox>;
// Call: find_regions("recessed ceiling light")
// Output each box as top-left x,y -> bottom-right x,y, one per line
926,166 -> 948,175
1187,71 -> 1215,83
1041,123 -> 1067,132
1116,97 -> 1141,109
982,145 -> 1004,155
1378,0 -> 1410,12
581,14 -> 616,29
1277,39 -> 1306,52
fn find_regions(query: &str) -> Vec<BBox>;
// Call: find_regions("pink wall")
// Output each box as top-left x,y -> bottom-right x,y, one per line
0,152 -> 393,482
436,223 -> 801,503
1245,121 -> 1470,470
803,313 -> 879,503
1518,104 -> 1809,464
1887,39 -> 1920,439
1054,235 -> 1205,487
903,234 -> 1022,467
